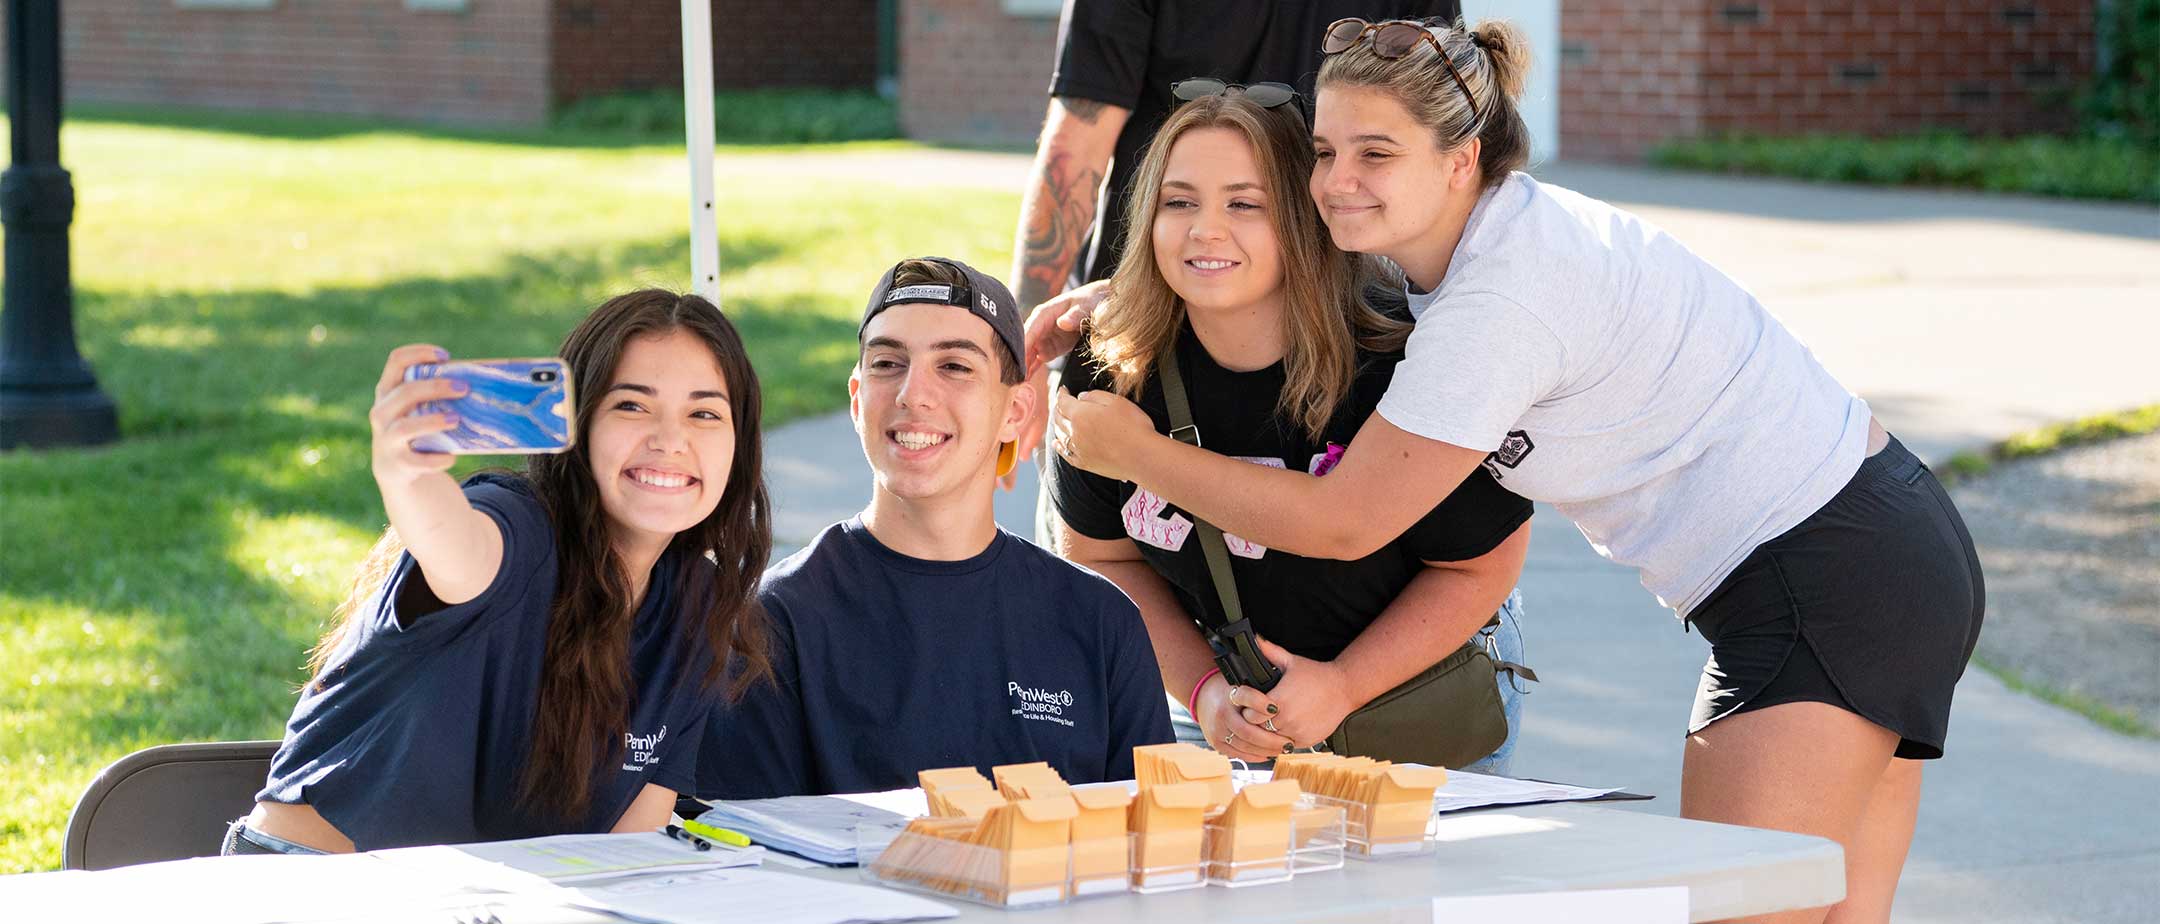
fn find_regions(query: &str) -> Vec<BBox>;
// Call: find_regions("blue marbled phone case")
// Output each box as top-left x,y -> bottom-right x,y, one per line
405,358 -> 575,454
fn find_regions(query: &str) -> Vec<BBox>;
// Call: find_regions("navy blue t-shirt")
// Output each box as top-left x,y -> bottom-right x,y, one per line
258,473 -> 719,850
695,519 -> 1173,799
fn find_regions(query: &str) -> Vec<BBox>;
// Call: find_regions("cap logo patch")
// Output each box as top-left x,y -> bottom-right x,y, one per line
978,292 -> 997,316
885,284 -> 954,305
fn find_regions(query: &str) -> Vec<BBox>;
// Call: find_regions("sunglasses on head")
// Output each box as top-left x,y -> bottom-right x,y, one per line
1170,78 -> 1299,110
1321,18 -> 1483,124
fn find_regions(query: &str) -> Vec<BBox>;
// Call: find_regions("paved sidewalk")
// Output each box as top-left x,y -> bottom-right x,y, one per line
753,154 -> 2160,923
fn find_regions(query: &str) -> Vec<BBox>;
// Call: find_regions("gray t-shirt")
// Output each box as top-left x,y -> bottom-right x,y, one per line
1377,172 -> 1870,614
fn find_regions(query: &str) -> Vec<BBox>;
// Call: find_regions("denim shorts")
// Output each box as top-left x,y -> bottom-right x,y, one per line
220,817 -> 327,856
1686,435 -> 1985,760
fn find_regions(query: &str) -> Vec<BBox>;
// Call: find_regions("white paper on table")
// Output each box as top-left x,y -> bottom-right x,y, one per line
1433,886 -> 1687,922
373,831 -> 758,888
0,853 -> 495,924
699,795 -> 913,864
559,867 -> 958,924
1428,768 -> 1626,813
1217,765 -> 1624,813
833,787 -> 930,818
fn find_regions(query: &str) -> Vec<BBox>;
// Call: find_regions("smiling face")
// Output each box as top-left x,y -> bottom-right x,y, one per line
850,303 -> 1030,505
1151,127 -> 1286,315
1309,85 -> 1465,260
584,327 -> 736,555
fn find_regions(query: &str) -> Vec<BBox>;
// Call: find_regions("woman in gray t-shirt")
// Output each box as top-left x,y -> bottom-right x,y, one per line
1044,18 -> 1982,924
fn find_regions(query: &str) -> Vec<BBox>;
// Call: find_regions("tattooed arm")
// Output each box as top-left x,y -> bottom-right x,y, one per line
1005,97 -> 1128,481
1011,96 -> 1129,313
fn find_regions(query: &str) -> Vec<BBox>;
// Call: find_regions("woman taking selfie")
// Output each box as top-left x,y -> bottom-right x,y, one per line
229,289 -> 772,853
1047,19 -> 1983,924
1049,86 -> 1534,773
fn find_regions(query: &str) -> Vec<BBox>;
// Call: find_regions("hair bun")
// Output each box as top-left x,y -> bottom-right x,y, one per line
1467,20 -> 1530,102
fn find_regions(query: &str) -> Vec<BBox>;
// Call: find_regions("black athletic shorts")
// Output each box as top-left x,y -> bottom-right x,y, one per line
1686,434 -> 1985,759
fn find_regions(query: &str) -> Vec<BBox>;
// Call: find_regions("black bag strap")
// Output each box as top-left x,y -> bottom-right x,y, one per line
1157,352 -> 1245,632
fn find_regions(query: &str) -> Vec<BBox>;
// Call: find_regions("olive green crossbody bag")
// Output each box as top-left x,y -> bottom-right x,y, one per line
1159,352 -> 1527,768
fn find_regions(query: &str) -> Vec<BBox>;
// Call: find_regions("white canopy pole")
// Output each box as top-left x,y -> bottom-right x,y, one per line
680,0 -> 721,305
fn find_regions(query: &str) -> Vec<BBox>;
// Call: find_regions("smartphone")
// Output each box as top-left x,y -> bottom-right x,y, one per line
403,358 -> 575,455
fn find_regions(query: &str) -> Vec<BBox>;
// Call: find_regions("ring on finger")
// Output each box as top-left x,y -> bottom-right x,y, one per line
1227,685 -> 1242,707
1263,717 -> 1279,733
1222,732 -> 1236,748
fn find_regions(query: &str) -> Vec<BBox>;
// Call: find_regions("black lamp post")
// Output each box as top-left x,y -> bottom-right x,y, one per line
1,0 -> 117,450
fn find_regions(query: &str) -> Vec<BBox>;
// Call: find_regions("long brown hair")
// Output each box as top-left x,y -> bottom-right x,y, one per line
1085,94 -> 1407,439
310,289 -> 773,822
1318,18 -> 1534,189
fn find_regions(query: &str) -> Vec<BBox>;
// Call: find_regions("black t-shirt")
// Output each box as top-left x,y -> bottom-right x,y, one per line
1051,0 -> 1461,284
258,473 -> 717,849
695,519 -> 1173,799
1050,328 -> 1532,662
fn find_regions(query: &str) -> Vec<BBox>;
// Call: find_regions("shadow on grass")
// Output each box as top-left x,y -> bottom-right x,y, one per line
73,230 -> 820,437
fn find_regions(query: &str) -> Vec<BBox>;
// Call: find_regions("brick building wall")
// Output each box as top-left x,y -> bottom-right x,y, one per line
551,0 -> 879,107
898,0 -> 1061,146
1556,0 -> 1713,163
61,1 -> 553,126
32,1 -> 877,129
1562,0 -> 2096,161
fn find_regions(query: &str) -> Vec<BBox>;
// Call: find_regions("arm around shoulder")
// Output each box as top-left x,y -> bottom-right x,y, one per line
1077,403 -> 1492,560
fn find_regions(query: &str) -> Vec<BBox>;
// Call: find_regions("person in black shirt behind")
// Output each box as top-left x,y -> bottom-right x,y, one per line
1016,0 -> 1461,304
1049,90 -> 1532,769
695,258 -> 1172,800
1009,0 -> 1459,531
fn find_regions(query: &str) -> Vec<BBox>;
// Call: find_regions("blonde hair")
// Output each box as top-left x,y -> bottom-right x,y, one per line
1320,18 -> 1533,188
1085,94 -> 1408,439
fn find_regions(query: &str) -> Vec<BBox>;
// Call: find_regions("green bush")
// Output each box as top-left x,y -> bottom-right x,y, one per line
2083,0 -> 2160,146
555,88 -> 901,144
1648,132 -> 2160,202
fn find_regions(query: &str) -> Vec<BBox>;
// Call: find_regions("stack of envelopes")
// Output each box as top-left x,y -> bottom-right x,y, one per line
1128,779 -> 1211,889
1205,779 -> 1301,883
1069,787 -> 1134,894
1272,754 -> 1447,849
872,763 -> 1081,905
1132,743 -> 1233,811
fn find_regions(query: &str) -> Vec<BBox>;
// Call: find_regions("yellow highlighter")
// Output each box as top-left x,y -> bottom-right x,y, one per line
680,818 -> 754,849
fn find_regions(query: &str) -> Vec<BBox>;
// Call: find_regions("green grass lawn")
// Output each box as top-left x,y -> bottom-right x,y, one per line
0,110 -> 1020,871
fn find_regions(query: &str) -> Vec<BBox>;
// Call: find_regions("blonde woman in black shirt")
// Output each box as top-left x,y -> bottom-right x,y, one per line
1049,89 -> 1533,768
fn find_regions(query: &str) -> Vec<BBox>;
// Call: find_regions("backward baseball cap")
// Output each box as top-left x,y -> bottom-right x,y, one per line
858,256 -> 1027,478
859,256 -> 1024,375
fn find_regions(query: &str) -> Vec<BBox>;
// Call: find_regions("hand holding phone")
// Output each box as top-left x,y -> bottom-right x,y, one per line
371,344 -> 467,487
402,358 -> 575,455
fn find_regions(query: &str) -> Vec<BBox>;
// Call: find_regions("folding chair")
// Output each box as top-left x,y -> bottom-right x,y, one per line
63,740 -> 281,870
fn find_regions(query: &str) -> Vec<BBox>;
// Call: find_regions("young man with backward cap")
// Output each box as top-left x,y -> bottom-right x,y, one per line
695,257 -> 1173,799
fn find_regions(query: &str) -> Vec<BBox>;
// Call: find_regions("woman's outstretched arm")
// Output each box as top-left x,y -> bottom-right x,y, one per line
369,344 -> 505,607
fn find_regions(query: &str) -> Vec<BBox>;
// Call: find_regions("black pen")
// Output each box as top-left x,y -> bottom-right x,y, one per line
663,823 -> 711,851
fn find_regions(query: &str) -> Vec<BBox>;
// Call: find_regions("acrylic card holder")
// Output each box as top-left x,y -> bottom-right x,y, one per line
858,816 -> 1073,908
1128,779 -> 1210,893
1272,755 -> 1447,859
1069,787 -> 1132,896
1306,791 -> 1439,858
1202,780 -> 1298,887
1288,799 -> 1348,875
